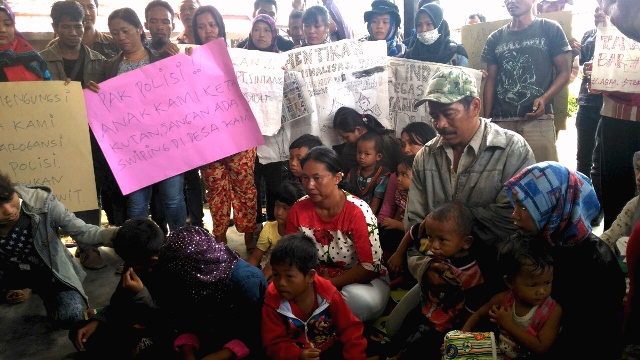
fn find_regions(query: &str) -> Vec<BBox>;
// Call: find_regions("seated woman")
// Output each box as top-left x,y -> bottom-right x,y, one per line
0,172 -> 117,328
160,227 -> 267,360
363,0 -> 405,57
504,161 -> 626,359
286,146 -> 390,322
403,3 -> 468,66
600,151 -> 640,252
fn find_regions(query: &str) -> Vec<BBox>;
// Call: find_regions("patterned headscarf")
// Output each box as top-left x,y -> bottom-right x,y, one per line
245,14 -> 279,52
504,162 -> 600,246
159,226 -> 239,308
0,4 -> 51,81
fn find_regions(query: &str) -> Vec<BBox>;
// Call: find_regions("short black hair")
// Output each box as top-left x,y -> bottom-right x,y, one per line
357,131 -> 384,154
427,202 -> 473,238
302,5 -> 329,26
0,173 -> 15,204
499,234 -> 554,281
289,134 -> 323,151
399,155 -> 415,170
270,233 -> 318,274
193,5 -> 226,43
289,9 -> 304,21
254,0 -> 277,12
469,13 -> 486,22
144,0 -> 174,21
276,181 -> 305,207
113,217 -> 164,265
51,1 -> 84,25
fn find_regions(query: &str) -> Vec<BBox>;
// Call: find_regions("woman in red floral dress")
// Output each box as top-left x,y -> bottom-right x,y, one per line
286,146 -> 390,322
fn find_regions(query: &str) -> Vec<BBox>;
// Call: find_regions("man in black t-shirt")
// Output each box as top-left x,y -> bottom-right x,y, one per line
481,0 -> 571,163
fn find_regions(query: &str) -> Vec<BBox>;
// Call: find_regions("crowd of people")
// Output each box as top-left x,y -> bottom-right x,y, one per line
2,0 -> 640,359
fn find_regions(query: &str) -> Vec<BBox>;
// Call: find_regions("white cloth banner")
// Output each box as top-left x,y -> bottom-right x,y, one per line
592,24 -> 640,93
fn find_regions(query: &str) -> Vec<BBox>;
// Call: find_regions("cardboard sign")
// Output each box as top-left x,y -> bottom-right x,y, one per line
0,81 -> 98,212
592,24 -> 640,93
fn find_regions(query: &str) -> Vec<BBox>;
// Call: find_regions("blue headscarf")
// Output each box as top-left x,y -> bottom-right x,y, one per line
504,162 -> 600,246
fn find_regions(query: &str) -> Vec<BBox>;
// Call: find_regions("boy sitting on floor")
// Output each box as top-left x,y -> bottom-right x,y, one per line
262,233 -> 367,360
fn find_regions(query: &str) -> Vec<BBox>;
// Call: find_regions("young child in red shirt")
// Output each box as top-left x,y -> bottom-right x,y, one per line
261,233 -> 367,360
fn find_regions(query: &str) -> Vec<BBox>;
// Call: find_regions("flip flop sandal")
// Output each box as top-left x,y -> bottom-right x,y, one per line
6,288 -> 32,304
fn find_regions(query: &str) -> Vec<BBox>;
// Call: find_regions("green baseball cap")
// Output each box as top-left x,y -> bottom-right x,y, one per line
414,68 -> 478,109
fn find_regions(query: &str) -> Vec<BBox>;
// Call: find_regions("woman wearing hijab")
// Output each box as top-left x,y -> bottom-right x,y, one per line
403,3 -> 468,66
0,4 -> 51,82
363,0 -> 405,57
159,227 -> 267,360
504,162 -> 625,359
244,14 -> 279,53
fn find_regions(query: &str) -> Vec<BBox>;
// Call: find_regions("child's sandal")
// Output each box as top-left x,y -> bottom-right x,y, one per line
5,288 -> 32,304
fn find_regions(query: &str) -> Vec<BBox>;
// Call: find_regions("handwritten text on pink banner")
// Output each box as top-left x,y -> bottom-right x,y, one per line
83,39 -> 263,194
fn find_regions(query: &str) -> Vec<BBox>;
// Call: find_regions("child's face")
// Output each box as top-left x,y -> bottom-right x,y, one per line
511,199 -> 538,235
356,139 -> 382,169
397,163 -> 412,191
509,264 -> 553,308
423,216 -> 471,259
271,263 -> 314,301
289,146 -> 309,178
273,200 -> 291,227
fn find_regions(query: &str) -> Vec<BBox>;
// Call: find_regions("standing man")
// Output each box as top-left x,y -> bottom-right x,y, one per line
482,0 -> 571,162
237,0 -> 294,51
466,13 -> 486,25
144,0 -> 179,55
536,0 -> 573,13
40,1 -> 110,270
287,10 -> 305,46
173,0 -> 200,45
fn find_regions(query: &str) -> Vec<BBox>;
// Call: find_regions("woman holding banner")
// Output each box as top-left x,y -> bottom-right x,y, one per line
87,8 -> 187,234
301,5 -> 332,47
194,5 -> 258,248
0,4 -> 51,82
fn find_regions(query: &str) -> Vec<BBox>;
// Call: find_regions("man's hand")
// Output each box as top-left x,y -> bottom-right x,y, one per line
525,96 -> 546,119
299,348 -> 321,360
86,81 -> 100,93
75,320 -> 99,351
569,39 -> 581,58
381,217 -> 402,230
160,43 -> 180,56
122,268 -> 144,294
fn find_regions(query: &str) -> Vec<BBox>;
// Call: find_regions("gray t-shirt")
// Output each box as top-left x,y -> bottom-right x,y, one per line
481,18 -> 570,119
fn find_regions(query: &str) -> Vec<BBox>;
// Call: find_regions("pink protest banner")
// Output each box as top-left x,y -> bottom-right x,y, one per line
83,39 -> 264,194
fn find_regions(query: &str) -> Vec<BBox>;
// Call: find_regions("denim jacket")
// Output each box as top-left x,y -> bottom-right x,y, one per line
14,184 -> 117,305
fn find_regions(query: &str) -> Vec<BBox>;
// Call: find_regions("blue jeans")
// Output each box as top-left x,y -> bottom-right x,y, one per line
128,174 -> 186,232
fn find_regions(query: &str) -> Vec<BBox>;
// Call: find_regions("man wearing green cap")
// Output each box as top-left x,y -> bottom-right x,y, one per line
385,68 -> 535,337
402,68 -> 535,282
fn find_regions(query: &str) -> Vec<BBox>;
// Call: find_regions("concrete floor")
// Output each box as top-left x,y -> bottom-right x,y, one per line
0,117 -> 606,360
0,210 -> 249,360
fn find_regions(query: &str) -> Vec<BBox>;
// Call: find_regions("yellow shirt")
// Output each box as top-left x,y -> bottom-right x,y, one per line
256,221 -> 283,268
